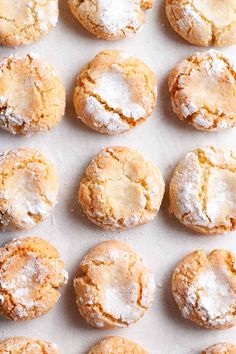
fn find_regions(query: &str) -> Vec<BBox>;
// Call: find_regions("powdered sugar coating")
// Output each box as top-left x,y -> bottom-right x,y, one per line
0,336 -> 60,353
203,342 -> 236,354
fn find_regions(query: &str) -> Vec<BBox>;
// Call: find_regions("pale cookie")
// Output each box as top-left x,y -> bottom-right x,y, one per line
74,240 -> 155,329
68,0 -> 153,40
166,0 -> 236,47
169,146 -> 236,235
0,336 -> 60,353
0,237 -> 68,321
0,0 -> 58,47
73,50 -> 157,135
87,336 -> 148,354
168,50 -> 236,132
79,146 -> 165,230
0,148 -> 59,231
172,249 -> 236,329
202,343 -> 236,354
0,54 -> 65,136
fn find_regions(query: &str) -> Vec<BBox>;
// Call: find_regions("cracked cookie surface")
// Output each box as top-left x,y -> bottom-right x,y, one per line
0,336 -> 60,353
79,146 -> 165,230
87,336 -> 148,353
0,0 -> 58,47
166,0 -> 236,46
68,0 -> 153,40
169,146 -> 236,235
73,50 -> 157,135
168,50 -> 236,132
0,237 -> 68,321
74,240 -> 155,329
172,249 -> 236,329
0,54 -> 65,136
0,148 -> 59,231
202,342 -> 236,354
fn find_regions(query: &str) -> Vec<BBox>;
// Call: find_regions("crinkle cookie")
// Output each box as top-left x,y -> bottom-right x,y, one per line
0,54 -> 65,136
168,50 -> 236,132
169,146 -> 236,235
0,0 -> 58,47
74,240 -> 155,329
79,146 -> 165,230
68,0 -> 153,40
87,336 -> 148,354
202,343 -> 236,354
0,148 -> 59,231
0,237 -> 68,321
73,50 -> 157,135
166,0 -> 236,47
0,337 -> 60,353
172,249 -> 236,329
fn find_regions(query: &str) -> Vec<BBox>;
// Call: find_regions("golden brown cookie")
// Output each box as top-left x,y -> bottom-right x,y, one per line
0,0 -> 58,47
73,50 -> 157,135
169,146 -> 236,235
87,336 -> 148,354
79,146 -> 165,230
166,0 -> 236,47
74,240 -> 155,329
168,50 -> 236,131
202,343 -> 236,354
0,54 -> 65,135
172,249 -> 236,329
0,336 -> 60,353
68,0 -> 153,40
0,148 -> 59,231
0,237 -> 68,321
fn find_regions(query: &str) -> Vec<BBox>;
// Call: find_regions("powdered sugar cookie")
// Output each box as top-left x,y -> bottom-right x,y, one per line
166,0 -> 236,47
87,336 -> 148,354
0,148 -> 59,231
0,337 -> 60,353
68,0 -> 153,40
169,50 -> 236,131
0,54 -> 65,136
79,146 -> 165,230
74,240 -> 155,329
0,237 -> 68,321
202,343 -> 236,354
172,249 -> 236,329
169,146 -> 236,235
0,0 -> 58,47
73,50 -> 157,135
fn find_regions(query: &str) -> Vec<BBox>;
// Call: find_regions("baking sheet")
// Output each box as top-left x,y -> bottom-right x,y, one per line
0,1 -> 236,353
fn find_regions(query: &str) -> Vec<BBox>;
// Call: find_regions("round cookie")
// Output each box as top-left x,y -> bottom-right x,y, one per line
68,0 -> 153,40
79,146 -> 165,230
166,0 -> 236,47
0,237 -> 68,321
0,337 -> 60,353
169,145 -> 236,235
73,50 -> 157,135
0,148 -> 59,231
172,249 -> 236,329
87,336 -> 148,354
74,240 -> 155,329
202,343 -> 236,354
0,0 -> 58,47
168,50 -> 236,132
0,54 -> 65,135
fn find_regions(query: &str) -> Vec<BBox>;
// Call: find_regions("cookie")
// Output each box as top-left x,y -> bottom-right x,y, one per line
73,50 -> 157,135
74,240 -> 155,329
0,237 -> 68,321
0,0 -> 58,47
68,0 -> 153,40
169,146 -> 236,235
87,336 -> 148,354
0,337 -> 60,353
79,146 -> 165,230
0,148 -> 59,231
0,54 -> 65,135
202,343 -> 236,354
168,50 -> 236,132
166,0 -> 236,47
172,249 -> 236,330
